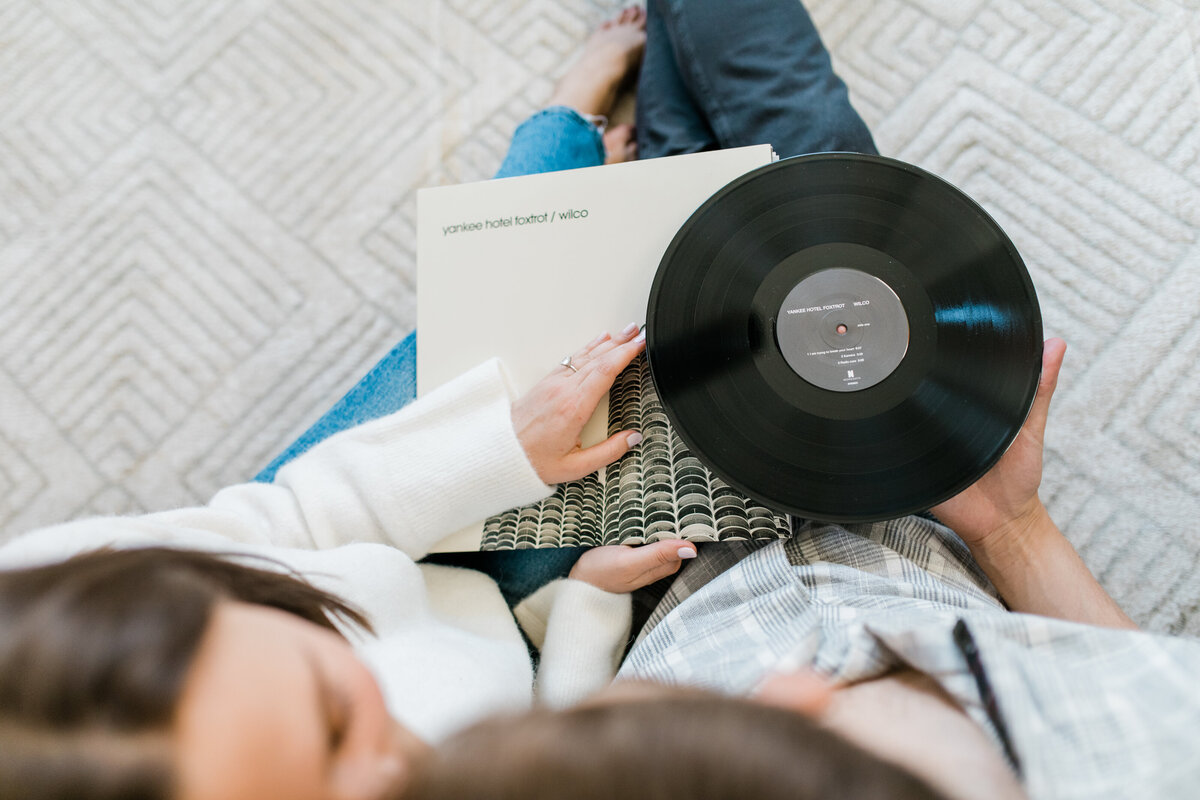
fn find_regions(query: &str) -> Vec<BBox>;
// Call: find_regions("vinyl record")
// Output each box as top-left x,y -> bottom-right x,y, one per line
646,153 -> 1042,522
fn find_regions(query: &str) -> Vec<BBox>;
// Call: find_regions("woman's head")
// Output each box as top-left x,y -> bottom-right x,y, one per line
1,547 -> 954,800
0,547 -> 418,800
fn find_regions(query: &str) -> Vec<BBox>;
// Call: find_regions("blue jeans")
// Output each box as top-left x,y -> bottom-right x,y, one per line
494,106 -> 607,179
256,0 -> 874,605
637,0 -> 877,158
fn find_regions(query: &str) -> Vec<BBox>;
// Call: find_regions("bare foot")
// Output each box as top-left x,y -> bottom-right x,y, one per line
604,123 -> 637,164
548,6 -> 647,118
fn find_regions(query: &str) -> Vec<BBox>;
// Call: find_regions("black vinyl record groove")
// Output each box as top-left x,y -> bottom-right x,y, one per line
646,154 -> 1042,522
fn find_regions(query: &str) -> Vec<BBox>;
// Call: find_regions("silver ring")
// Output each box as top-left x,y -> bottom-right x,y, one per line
560,355 -> 579,373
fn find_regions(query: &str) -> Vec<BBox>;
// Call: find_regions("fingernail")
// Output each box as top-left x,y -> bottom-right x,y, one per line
634,329 -> 646,344
621,322 -> 639,337
677,546 -> 697,559
589,331 -> 609,347
626,431 -> 643,447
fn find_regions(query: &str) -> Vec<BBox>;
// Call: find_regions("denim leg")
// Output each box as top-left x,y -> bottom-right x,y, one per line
493,106 -> 606,179
254,332 -> 417,483
635,0 -> 720,158
644,0 -> 877,157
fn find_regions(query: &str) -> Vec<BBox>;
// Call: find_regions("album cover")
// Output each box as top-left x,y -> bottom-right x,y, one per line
416,144 -> 778,551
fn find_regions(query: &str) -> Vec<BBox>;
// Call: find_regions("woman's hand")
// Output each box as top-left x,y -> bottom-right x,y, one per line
930,338 -> 1066,550
512,324 -> 647,485
569,539 -> 697,593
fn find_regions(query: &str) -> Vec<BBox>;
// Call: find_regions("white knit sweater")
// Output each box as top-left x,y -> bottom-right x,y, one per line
0,359 -> 632,742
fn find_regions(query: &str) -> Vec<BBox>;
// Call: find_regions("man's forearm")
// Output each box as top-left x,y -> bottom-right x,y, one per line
968,503 -> 1138,630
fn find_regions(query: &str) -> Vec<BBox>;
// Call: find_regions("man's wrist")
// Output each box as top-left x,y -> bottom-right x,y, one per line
968,500 -> 1059,573
965,498 -> 1139,629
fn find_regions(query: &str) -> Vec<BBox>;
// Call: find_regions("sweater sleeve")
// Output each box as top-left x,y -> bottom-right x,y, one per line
516,578 -> 633,708
251,357 -> 553,557
1,359 -> 554,564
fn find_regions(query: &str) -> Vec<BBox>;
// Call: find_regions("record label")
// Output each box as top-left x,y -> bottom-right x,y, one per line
776,267 -> 910,392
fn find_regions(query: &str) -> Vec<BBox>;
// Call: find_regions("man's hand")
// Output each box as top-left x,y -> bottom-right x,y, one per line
512,325 -> 646,485
932,338 -> 1137,629
569,540 -> 697,593
931,338 -> 1066,551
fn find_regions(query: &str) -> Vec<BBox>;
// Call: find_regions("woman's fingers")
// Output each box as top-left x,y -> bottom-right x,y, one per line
563,429 -> 644,478
580,328 -> 646,397
566,322 -> 642,376
576,330 -> 612,360
570,539 -> 697,593
622,539 -> 697,589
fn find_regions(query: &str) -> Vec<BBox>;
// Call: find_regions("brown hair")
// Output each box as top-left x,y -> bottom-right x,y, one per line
0,547 -> 370,800
401,690 -> 951,800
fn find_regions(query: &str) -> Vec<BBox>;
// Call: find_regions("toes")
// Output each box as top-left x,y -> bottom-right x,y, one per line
604,123 -> 635,146
615,6 -> 644,27
603,124 -> 638,164
600,6 -> 646,34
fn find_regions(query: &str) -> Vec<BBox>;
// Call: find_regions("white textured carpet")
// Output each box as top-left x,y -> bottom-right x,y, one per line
1,0 -> 1197,634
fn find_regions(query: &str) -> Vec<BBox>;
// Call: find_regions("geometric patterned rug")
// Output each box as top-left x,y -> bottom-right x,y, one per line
1,0 -> 1198,636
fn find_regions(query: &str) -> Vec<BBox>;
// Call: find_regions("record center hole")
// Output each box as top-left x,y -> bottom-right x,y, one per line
835,323 -> 848,335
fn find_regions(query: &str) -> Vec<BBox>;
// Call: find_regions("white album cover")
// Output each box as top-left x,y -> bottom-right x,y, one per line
417,144 -> 776,551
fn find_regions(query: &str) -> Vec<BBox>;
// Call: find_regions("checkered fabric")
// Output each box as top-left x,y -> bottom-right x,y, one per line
620,516 -> 1200,800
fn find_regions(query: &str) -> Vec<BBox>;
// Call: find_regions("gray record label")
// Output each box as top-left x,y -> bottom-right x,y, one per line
776,268 -> 909,392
